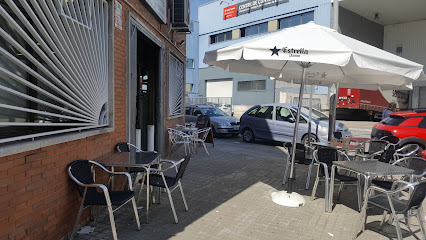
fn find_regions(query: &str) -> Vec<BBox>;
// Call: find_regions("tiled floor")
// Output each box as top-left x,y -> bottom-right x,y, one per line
73,137 -> 425,240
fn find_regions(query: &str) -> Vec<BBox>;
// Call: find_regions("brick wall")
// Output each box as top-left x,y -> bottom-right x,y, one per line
0,0 -> 186,239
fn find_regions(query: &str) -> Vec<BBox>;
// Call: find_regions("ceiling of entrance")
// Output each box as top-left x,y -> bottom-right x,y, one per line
340,0 -> 426,25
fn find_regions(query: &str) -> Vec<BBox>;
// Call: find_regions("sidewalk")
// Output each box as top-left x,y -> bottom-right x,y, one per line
74,138 -> 424,240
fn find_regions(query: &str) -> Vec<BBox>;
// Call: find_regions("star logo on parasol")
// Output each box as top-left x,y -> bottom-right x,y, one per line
270,46 -> 280,56
321,72 -> 327,78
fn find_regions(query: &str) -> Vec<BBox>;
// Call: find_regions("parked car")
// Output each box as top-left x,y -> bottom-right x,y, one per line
239,103 -> 352,144
185,105 -> 240,137
371,110 -> 426,151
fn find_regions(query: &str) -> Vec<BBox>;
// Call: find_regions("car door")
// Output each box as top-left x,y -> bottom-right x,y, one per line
252,105 -> 274,140
289,108 -> 309,142
187,107 -> 201,123
272,106 -> 296,142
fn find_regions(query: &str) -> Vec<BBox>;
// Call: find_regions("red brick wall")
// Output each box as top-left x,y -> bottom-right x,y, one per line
0,0 -> 186,239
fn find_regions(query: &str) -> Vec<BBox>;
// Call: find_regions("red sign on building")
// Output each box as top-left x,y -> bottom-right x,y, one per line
223,4 -> 237,20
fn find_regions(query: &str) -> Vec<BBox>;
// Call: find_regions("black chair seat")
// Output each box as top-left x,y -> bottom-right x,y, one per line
148,174 -> 177,188
371,179 -> 393,190
335,174 -> 358,182
368,194 -> 409,214
84,190 -> 135,206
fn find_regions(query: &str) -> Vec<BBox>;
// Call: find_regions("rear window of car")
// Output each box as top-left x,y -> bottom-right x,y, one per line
381,116 -> 405,126
418,117 -> 426,129
247,107 -> 260,116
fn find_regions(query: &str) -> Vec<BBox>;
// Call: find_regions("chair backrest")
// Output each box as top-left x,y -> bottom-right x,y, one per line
378,148 -> 396,163
406,180 -> 426,211
334,132 -> 343,140
405,157 -> 426,176
368,140 -> 389,154
116,142 -> 130,152
380,135 -> 401,145
68,160 -> 95,197
284,142 -> 306,163
176,155 -> 191,181
168,128 -> 189,144
195,114 -> 210,129
196,127 -> 210,141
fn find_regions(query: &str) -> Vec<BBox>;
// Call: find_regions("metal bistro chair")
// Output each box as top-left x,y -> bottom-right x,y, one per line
380,135 -> 401,149
193,127 -> 211,155
68,160 -> 140,240
356,139 -> 389,161
393,144 -> 421,162
281,142 -> 307,185
311,147 -> 361,207
143,155 -> 191,223
168,128 -> 193,156
355,180 -> 426,240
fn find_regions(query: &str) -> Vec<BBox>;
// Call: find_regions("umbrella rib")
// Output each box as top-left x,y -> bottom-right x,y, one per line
279,60 -> 289,76
338,66 -> 347,77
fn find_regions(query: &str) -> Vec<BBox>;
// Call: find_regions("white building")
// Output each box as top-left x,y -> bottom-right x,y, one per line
187,0 -> 426,114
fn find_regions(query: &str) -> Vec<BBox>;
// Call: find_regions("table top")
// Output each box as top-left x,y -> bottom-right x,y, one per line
96,151 -> 161,168
175,126 -> 198,132
333,160 -> 414,176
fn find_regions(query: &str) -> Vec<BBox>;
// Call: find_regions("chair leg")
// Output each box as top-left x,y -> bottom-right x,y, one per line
165,187 -> 179,223
305,161 -> 313,189
380,211 -> 388,229
131,197 -> 141,230
70,201 -> 85,240
311,169 -> 320,200
392,211 -> 403,240
178,181 -> 189,211
136,172 -> 146,205
202,142 -> 209,155
416,208 -> 426,240
106,203 -> 118,240
337,182 -> 344,200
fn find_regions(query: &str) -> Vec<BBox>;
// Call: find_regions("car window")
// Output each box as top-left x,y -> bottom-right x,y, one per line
255,106 -> 273,119
289,109 -> 307,123
200,107 -> 227,117
193,108 -> 202,116
247,107 -> 259,116
417,117 -> 426,129
185,107 -> 191,115
381,116 -> 405,126
276,107 -> 293,122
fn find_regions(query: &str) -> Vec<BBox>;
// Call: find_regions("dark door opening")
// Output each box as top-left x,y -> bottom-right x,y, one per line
136,33 -> 159,150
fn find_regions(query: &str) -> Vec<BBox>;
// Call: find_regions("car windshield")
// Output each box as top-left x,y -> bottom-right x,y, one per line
381,115 -> 405,126
295,107 -> 329,120
200,107 -> 228,117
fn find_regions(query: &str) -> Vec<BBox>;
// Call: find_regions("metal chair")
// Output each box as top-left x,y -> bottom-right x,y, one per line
355,180 -> 426,240
311,147 -> 360,207
380,135 -> 401,149
356,139 -> 389,161
393,144 -> 421,162
193,127 -> 211,155
142,155 -> 191,223
67,160 -> 141,240
167,128 -> 193,156
281,142 -> 307,185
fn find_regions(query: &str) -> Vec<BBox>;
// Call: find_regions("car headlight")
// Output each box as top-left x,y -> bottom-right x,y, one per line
319,126 -> 329,132
218,122 -> 231,127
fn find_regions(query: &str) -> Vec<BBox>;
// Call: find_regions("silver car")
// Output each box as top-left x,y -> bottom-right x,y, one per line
185,105 -> 240,137
239,103 -> 352,144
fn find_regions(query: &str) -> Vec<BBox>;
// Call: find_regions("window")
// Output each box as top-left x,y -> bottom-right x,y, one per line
238,80 -> 266,91
185,107 -> 191,115
241,22 -> 268,37
419,118 -> 426,129
419,87 -> 426,108
185,83 -> 193,93
279,11 -> 314,29
186,59 -> 194,69
210,30 -> 232,44
193,108 -> 202,116
168,54 -> 185,117
276,107 -> 293,122
247,107 -> 259,116
0,0 -> 110,144
381,116 -> 405,126
289,109 -> 307,123
255,106 -> 273,119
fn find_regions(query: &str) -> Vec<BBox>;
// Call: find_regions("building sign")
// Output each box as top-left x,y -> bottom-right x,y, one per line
228,0 -> 289,17
223,4 -> 237,19
144,0 -> 167,24
114,1 -> 122,30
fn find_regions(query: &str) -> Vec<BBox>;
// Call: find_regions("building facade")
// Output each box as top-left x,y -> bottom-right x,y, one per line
189,0 -> 426,115
0,0 -> 187,239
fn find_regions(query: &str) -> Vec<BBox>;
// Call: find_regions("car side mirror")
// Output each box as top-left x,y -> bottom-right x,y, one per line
289,117 -> 295,123
231,112 -> 234,116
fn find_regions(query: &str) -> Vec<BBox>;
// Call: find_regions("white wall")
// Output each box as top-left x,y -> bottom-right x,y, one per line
384,20 -> 426,108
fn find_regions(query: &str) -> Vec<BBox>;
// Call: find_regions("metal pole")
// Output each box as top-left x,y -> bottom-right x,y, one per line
307,85 -> 313,158
331,83 -> 340,136
333,0 -> 339,31
288,65 -> 307,193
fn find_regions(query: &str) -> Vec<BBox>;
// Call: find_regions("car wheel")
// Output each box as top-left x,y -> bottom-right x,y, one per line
242,128 -> 255,143
302,134 -> 317,146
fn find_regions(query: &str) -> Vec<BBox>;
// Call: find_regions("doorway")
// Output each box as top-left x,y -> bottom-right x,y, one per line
128,16 -> 165,153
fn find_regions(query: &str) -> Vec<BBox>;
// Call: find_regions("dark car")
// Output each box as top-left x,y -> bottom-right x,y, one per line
185,105 -> 240,137
371,110 -> 426,151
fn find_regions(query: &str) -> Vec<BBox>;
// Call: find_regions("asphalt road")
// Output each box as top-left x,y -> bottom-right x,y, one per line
339,120 -> 377,138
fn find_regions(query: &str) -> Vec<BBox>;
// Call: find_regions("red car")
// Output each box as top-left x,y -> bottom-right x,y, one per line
371,110 -> 426,151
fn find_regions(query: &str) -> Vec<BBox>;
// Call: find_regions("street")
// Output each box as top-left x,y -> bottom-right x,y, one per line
339,120 -> 377,138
